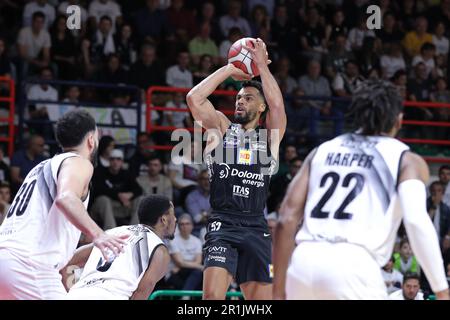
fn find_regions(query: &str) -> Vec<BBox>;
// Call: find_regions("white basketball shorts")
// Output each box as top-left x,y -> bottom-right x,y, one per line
286,241 -> 387,300
0,249 -> 67,300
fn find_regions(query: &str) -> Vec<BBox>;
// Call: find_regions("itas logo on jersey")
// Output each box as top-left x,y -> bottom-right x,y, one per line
233,185 -> 249,198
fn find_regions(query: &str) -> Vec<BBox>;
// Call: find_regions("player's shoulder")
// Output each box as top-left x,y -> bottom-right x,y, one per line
400,151 -> 428,171
59,154 -> 94,175
398,151 -> 429,183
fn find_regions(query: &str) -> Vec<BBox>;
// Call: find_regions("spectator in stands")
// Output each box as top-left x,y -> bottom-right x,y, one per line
249,4 -> 270,38
193,54 -> 214,85
332,60 -> 365,98
17,11 -> 51,77
166,50 -> 193,88
298,60 -> 333,136
0,181 -> 11,226
185,170 -> 210,236
50,15 -> 77,80
10,134 -> 46,191
167,0 -> 197,41
380,43 -> 406,79
382,255 -> 404,294
284,88 -> 309,146
129,44 -> 165,90
276,144 -> 298,178
23,0 -> 55,30
166,214 -> 203,291
412,42 -> 437,79
81,15 -> 115,78
438,165 -> 450,207
91,149 -> 143,230
274,57 -> 297,95
397,0 -> 418,33
325,33 -> 355,78
391,69 -> 407,99
88,0 -> 122,32
271,4 -> 293,56
389,273 -> 424,300
133,0 -> 172,43
0,38 -> 12,80
168,141 -> 203,206
97,135 -> 115,169
218,27 -> 242,66
375,12 -> 404,51
356,36 -> 381,78
407,62 -> 433,121
427,181 -> 450,249
162,92 -> 194,128
0,148 -> 10,184
324,8 -> 348,47
432,21 -> 449,59
298,6 -> 327,63
393,239 -> 420,275
137,155 -> 172,200
97,53 -> 128,85
129,132 -> 156,177
114,23 -> 137,71
402,16 -> 433,58
26,67 -> 58,140
268,157 -> 302,213
188,22 -> 219,66
219,0 -> 251,39
346,15 -> 376,53
196,1 -> 222,44
162,92 -> 192,130
430,77 -> 450,142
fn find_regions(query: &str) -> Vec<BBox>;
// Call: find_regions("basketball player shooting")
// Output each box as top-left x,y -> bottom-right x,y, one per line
273,80 -> 449,300
187,38 -> 286,300
0,110 -> 128,300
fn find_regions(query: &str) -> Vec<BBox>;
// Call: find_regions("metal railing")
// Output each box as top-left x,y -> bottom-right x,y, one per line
148,290 -> 243,300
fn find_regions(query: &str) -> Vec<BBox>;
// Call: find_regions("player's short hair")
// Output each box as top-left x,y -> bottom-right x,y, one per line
429,180 -> 444,191
439,165 -> 450,173
32,11 -> 46,21
242,80 -> 268,118
348,79 -> 403,135
403,272 -> 420,284
138,195 -> 172,226
55,109 -> 97,148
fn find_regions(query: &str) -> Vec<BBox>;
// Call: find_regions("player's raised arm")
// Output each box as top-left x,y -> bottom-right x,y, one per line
273,149 -> 315,299
243,38 -> 286,149
186,63 -> 251,133
131,245 -> 170,300
398,152 -> 449,300
55,157 -> 127,260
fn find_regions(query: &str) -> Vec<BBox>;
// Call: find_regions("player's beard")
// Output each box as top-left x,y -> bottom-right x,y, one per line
167,233 -> 175,240
234,109 -> 257,125
90,144 -> 99,167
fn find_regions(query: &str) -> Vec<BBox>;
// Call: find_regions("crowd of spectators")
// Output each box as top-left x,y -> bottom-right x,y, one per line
0,0 -> 449,297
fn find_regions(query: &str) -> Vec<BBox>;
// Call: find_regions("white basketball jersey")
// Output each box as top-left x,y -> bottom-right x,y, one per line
296,133 -> 409,266
70,225 -> 165,298
0,152 -> 89,269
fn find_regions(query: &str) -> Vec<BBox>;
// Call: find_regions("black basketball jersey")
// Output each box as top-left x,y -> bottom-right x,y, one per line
205,123 -> 276,216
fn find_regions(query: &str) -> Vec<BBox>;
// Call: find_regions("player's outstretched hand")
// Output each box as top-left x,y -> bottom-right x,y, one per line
226,63 -> 253,81
242,38 -> 272,67
93,232 -> 129,261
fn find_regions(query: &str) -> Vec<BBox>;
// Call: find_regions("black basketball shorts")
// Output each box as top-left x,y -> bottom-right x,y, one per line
203,212 -> 273,285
